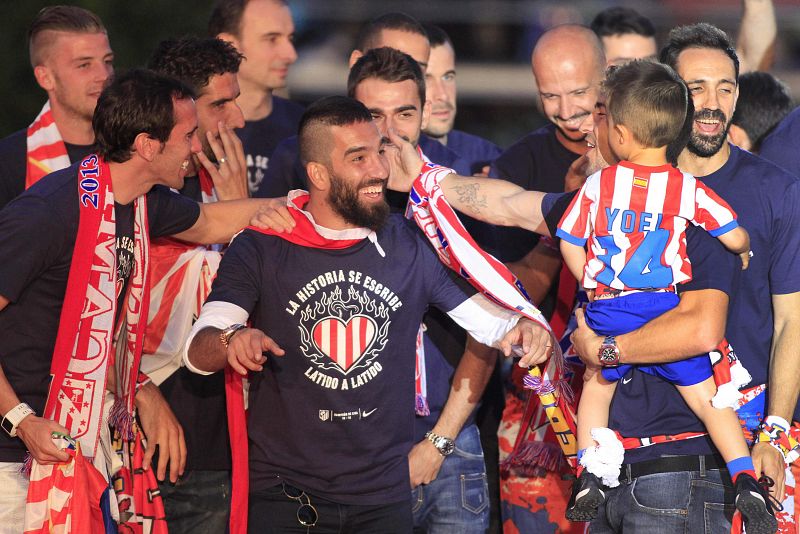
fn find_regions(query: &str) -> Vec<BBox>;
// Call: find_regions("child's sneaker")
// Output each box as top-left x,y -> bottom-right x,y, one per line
565,470 -> 605,522
734,473 -> 778,534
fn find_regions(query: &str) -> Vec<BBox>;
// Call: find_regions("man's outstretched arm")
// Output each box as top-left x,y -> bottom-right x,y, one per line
385,129 -> 549,235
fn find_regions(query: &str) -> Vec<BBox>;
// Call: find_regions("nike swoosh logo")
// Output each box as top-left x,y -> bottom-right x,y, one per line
362,408 -> 377,418
622,377 -> 632,384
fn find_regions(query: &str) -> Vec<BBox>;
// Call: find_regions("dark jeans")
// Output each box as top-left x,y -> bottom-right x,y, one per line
158,469 -> 231,534
249,482 -> 413,533
591,465 -> 735,533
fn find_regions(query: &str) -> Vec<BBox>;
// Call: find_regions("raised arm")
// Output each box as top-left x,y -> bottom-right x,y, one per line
384,129 -> 549,235
737,0 -> 777,72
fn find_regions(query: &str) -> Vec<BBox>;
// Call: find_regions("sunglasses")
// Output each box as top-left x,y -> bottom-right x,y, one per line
283,484 -> 319,529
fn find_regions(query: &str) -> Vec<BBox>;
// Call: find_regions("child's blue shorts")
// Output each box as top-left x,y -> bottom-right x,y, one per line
587,291 -> 712,386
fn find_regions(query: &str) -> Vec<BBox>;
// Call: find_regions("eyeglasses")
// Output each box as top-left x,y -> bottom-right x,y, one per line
283,483 -> 319,530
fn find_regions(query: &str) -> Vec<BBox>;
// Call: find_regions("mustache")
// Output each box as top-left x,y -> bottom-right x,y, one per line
694,108 -> 727,123
432,102 -> 455,112
556,110 -> 590,122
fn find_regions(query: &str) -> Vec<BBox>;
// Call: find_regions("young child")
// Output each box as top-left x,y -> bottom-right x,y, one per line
557,60 -> 776,533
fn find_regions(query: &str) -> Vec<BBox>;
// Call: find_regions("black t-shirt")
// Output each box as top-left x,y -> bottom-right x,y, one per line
238,96 -> 304,196
490,123 -> 580,262
207,215 -> 477,504
0,163 -> 200,462
0,128 -> 94,211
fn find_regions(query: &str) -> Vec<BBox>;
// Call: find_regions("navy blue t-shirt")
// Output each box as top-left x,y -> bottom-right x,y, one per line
0,164 -> 200,462
251,135 -> 304,199
701,145 -> 800,421
238,96 -> 304,196
490,123 -> 580,262
759,105 -> 800,177
418,134 -> 470,177
445,129 -> 502,175
206,215 -> 478,504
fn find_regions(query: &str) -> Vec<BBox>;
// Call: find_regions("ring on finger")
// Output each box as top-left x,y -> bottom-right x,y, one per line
219,156 -> 227,164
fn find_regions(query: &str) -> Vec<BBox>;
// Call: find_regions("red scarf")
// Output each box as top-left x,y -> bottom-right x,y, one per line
45,154 -> 150,455
26,154 -> 165,533
23,436 -> 108,533
25,101 -> 70,189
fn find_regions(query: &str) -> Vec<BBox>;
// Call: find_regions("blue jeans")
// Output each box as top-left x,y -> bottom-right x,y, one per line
411,424 -> 490,533
158,470 -> 230,534
591,466 -> 735,533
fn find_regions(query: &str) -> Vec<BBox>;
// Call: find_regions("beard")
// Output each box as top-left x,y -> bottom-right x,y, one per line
329,173 -> 389,231
687,108 -> 730,158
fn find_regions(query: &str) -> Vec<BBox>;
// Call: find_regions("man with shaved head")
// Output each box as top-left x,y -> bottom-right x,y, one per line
490,24 -> 604,262
483,24 -> 605,532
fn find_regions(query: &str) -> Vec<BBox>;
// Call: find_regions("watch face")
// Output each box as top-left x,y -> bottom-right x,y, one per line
438,438 -> 455,456
599,346 -> 619,365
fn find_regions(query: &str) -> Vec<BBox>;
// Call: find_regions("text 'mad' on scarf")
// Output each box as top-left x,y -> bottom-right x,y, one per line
25,154 -> 165,533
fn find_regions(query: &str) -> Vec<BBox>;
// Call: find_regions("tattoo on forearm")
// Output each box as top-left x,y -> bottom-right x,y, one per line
453,183 -> 487,214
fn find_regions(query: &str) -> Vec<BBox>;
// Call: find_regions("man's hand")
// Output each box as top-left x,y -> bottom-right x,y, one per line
752,441 -> 786,502
135,382 -> 186,483
16,416 -> 71,464
384,128 -> 424,192
500,318 -> 551,367
194,122 -> 248,201
226,328 -> 285,376
408,439 -> 445,488
571,308 -> 603,369
564,153 -> 590,192
249,197 -> 295,233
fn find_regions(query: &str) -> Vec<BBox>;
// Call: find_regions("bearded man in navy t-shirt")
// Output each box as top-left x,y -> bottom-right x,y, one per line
183,96 -> 552,534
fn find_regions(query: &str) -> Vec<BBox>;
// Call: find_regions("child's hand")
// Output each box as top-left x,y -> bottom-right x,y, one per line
740,249 -> 752,270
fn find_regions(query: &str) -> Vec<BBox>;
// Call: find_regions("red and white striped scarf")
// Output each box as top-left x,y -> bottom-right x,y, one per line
408,163 -> 578,472
26,101 -> 70,189
142,168 -> 222,384
25,154 -> 157,532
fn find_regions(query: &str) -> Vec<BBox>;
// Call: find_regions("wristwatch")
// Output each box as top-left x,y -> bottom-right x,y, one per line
425,431 -> 455,456
598,335 -> 621,367
220,324 -> 247,348
2,403 -> 35,437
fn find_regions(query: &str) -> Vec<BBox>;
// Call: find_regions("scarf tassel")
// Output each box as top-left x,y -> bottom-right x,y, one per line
501,440 -> 567,476
108,399 -> 134,441
415,394 -> 430,417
